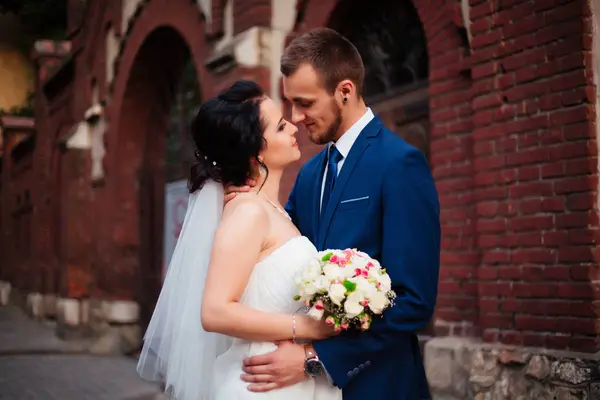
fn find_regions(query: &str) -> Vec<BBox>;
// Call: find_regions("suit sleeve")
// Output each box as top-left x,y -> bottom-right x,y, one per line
312,148 -> 441,388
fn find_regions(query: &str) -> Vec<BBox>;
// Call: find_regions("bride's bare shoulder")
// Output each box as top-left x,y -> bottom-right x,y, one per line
222,192 -> 267,221
213,193 -> 269,251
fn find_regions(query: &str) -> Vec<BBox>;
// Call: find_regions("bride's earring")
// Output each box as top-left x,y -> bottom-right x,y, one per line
257,158 -> 266,176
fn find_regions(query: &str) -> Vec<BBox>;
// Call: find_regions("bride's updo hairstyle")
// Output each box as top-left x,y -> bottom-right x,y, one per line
188,80 -> 268,193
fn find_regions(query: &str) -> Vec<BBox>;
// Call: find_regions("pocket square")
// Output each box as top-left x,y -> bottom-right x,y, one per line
340,196 -> 369,204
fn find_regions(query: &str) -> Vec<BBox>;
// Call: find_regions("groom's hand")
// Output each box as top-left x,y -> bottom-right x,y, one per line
241,340 -> 306,392
224,178 -> 256,204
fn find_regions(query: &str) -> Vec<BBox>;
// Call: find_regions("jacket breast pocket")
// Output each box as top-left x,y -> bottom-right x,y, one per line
338,196 -> 370,211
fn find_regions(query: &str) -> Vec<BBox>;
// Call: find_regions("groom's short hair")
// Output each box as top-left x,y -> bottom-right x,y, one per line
281,28 -> 365,97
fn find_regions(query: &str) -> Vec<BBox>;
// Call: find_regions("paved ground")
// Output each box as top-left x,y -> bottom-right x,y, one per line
0,306 -> 167,400
0,306 -> 85,355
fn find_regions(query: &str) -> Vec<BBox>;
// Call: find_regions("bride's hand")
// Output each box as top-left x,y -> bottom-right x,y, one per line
223,178 -> 256,204
314,318 -> 338,340
297,315 -> 338,340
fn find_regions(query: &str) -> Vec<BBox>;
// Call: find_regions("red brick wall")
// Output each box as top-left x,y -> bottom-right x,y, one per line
6,152 -> 34,291
29,38 -> 75,298
0,123 -> 35,291
233,0 -> 271,34
469,0 -> 597,352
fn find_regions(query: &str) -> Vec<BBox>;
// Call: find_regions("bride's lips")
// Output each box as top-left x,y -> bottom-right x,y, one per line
292,140 -> 298,148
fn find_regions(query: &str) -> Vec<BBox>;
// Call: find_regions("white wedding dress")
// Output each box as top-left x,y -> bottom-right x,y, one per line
211,235 -> 342,400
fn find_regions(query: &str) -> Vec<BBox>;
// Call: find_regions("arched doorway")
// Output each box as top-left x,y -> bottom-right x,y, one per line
107,26 -> 201,326
327,0 -> 430,159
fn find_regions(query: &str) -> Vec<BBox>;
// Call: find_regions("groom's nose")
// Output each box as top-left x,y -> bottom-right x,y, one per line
291,107 -> 305,124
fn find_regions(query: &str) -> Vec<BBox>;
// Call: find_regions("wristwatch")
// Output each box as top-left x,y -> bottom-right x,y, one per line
303,345 -> 324,377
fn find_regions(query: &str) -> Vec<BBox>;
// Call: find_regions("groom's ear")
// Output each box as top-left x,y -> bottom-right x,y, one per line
337,80 -> 355,103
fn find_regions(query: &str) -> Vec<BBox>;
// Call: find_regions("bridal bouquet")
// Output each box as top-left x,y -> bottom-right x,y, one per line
294,248 -> 396,332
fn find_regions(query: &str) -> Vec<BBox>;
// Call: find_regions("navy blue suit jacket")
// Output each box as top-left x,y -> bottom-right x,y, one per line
285,116 -> 440,400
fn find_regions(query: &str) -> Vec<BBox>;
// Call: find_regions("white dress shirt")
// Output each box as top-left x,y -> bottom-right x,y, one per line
320,108 -> 375,211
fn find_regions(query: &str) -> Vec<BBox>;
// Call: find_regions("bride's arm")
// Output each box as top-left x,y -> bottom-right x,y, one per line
201,196 -> 328,342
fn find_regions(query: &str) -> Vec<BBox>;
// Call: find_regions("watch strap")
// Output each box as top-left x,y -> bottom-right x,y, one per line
304,345 -> 319,361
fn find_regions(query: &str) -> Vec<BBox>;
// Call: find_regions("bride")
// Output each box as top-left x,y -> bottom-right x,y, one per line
137,80 -> 342,400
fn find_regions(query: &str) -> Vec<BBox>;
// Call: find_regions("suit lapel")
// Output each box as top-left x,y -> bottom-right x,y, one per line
317,117 -> 384,249
311,149 -> 328,245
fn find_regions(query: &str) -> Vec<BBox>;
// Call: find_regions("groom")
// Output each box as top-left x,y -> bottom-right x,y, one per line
232,28 -> 440,399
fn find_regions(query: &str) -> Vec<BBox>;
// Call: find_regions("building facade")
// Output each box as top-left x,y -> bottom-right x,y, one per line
1,0 -> 599,397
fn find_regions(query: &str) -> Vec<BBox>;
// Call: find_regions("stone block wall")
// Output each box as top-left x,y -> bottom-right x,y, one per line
426,337 -> 600,400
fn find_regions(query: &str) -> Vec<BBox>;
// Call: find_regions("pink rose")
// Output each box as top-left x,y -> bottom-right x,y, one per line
314,300 -> 324,310
354,268 -> 368,278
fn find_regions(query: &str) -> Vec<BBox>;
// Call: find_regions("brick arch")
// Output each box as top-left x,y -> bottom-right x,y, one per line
94,0 -> 213,307
290,0 -> 478,334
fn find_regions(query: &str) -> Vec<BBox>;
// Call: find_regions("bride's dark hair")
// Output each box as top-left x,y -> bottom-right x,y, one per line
188,80 -> 268,193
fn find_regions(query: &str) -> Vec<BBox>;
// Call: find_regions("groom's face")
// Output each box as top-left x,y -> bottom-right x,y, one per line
283,63 -> 342,145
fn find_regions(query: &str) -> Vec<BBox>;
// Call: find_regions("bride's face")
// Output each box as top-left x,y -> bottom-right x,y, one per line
259,97 -> 301,169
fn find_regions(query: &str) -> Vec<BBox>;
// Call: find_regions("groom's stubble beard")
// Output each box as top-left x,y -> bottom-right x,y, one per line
312,98 -> 342,145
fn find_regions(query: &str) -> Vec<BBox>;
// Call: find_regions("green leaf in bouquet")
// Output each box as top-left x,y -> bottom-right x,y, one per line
322,252 -> 333,262
343,279 -> 356,292
293,295 -> 301,301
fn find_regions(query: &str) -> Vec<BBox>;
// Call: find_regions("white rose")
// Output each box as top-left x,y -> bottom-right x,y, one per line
323,264 -> 343,280
368,264 -> 382,277
307,305 -> 325,320
342,265 -> 357,279
355,276 -> 377,298
302,259 -> 322,281
350,256 -> 367,269
377,273 -> 392,293
344,291 -> 365,318
328,283 -> 347,306
315,275 -> 331,292
368,291 -> 390,314
302,281 -> 320,297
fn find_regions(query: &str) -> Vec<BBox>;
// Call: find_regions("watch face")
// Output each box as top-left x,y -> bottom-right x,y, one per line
305,359 -> 323,376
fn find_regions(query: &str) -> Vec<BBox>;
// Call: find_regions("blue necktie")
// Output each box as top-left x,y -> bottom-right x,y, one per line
321,145 -> 343,215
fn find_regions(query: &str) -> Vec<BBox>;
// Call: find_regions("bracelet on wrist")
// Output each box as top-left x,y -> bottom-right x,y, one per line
292,315 -> 297,343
